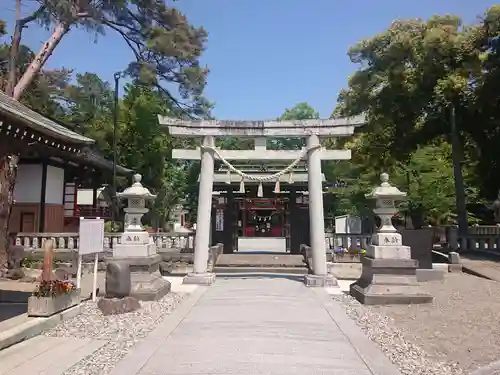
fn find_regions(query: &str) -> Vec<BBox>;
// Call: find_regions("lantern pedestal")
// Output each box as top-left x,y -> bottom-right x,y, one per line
109,254 -> 171,301
350,174 -> 433,305
350,256 -> 433,305
108,174 -> 171,301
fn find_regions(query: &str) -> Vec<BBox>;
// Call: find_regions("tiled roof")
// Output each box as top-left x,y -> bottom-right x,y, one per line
80,147 -> 134,175
0,91 -> 94,144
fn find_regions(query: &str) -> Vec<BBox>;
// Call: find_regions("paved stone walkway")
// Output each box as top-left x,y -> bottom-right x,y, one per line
110,278 -> 401,375
0,278 -> 402,375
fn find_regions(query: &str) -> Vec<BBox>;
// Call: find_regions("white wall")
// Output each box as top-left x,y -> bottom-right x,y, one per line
77,188 -> 105,205
14,164 -> 43,203
45,166 -> 64,204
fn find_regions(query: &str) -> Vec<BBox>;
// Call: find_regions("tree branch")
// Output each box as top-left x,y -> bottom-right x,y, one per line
13,22 -> 70,100
101,20 -> 142,60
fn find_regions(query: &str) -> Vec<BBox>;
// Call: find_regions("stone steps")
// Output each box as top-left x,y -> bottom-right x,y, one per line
214,266 -> 309,275
214,253 -> 308,276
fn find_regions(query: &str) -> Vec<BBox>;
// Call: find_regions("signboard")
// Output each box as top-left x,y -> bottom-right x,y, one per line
215,209 -> 224,231
79,218 -> 105,255
78,217 -> 105,302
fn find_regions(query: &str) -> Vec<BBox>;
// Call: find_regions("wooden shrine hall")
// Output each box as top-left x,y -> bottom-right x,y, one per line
210,160 -> 333,254
0,91 -> 132,233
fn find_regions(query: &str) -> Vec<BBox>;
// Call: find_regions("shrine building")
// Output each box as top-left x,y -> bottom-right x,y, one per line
0,91 -> 132,233
210,160 -> 329,253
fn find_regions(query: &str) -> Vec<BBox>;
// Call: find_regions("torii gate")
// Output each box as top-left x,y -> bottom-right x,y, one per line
159,116 -> 365,286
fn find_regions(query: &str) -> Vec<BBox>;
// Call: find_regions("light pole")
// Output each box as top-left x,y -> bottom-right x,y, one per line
112,72 -> 121,225
450,104 -> 468,235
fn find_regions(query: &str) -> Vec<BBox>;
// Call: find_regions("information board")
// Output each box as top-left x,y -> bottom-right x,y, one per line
78,218 -> 105,255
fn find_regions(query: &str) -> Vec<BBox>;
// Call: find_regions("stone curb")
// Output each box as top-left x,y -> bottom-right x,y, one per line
312,288 -> 403,375
0,303 -> 82,350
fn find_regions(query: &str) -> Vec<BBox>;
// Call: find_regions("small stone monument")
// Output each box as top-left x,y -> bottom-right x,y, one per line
110,174 -> 171,301
350,173 -> 433,305
5,233 -> 25,280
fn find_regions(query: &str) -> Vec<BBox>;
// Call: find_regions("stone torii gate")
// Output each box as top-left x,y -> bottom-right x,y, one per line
159,116 -> 365,286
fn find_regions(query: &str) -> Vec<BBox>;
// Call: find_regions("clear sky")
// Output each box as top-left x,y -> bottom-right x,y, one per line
2,0 -> 497,119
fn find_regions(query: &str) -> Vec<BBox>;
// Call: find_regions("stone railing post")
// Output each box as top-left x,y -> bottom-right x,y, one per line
445,225 -> 459,251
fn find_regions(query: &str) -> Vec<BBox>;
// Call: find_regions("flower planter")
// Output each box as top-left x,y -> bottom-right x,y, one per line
333,253 -> 362,263
27,292 -> 80,317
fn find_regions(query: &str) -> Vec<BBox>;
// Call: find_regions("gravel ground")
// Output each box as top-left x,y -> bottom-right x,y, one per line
335,273 -> 500,375
43,292 -> 185,375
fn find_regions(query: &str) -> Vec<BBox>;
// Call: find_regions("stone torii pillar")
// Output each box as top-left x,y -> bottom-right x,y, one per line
184,135 -> 216,285
304,134 -> 336,287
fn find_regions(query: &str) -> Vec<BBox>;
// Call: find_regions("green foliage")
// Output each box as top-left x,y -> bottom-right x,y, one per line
391,142 -> 479,226
113,84 -> 191,227
331,7 -> 500,224
268,102 -> 319,150
5,0 -> 211,116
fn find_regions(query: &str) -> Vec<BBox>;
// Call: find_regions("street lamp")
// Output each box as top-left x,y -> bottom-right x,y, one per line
112,71 -> 122,225
450,105 -> 468,235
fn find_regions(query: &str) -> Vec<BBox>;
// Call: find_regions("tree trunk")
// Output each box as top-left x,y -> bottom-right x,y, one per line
13,22 -> 69,100
0,22 -> 70,268
0,154 -> 19,268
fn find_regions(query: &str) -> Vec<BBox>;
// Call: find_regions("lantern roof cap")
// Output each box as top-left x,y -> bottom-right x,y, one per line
365,173 -> 407,200
117,174 -> 157,200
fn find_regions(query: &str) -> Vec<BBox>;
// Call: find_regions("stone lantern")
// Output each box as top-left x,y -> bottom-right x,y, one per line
118,173 -> 156,233
114,174 -> 156,257
350,173 -> 433,305
111,173 -> 171,300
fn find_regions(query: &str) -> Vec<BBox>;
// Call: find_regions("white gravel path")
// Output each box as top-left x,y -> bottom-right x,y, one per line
333,293 -> 464,375
43,293 -> 185,375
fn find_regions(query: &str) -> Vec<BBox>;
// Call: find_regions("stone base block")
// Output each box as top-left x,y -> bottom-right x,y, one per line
113,243 -> 156,258
371,232 -> 402,246
98,296 -> 141,316
416,268 -> 445,282
130,272 -> 171,301
107,254 -> 171,301
350,256 -> 433,305
448,263 -> 463,273
365,244 -> 411,259
350,282 -> 434,305
304,274 -> 338,287
183,272 -> 216,285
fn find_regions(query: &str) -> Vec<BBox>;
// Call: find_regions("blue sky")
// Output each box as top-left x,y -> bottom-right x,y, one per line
3,0 -> 497,119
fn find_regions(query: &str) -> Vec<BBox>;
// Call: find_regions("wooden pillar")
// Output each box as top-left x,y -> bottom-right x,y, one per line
289,188 -> 299,254
223,188 -> 234,253
210,201 -> 216,246
38,161 -> 48,232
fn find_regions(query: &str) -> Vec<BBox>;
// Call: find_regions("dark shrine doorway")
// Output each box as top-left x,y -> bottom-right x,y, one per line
211,184 -> 310,254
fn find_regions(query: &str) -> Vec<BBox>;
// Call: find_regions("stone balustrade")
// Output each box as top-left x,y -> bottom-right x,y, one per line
15,232 -> 195,253
455,234 -> 500,252
324,233 -> 372,250
429,225 -> 500,253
